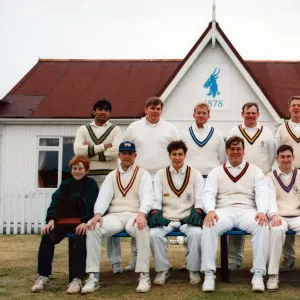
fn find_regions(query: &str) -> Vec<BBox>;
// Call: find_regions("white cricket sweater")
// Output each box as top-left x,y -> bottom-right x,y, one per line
108,166 -> 147,214
267,169 -> 300,217
123,118 -> 179,177
229,123 -> 275,175
156,166 -> 200,220
182,123 -> 226,176
277,122 -> 300,168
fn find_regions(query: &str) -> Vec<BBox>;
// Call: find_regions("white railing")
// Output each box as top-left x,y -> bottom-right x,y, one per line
0,192 -> 53,234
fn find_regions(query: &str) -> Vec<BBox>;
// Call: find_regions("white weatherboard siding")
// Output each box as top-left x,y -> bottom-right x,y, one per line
0,123 -> 129,195
162,41 -> 279,135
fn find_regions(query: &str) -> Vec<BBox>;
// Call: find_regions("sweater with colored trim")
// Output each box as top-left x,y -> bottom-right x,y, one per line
229,123 -> 275,175
181,123 -> 226,176
276,122 -> 300,168
203,161 -> 269,213
267,169 -> 300,217
154,165 -> 204,221
74,121 -> 122,172
46,176 -> 99,224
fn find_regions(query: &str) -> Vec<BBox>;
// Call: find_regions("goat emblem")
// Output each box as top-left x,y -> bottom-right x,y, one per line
203,68 -> 221,98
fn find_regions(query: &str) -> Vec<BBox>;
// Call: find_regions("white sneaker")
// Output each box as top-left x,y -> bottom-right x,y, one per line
189,271 -> 201,285
136,272 -> 151,293
66,278 -> 82,294
31,276 -> 49,292
202,274 -> 216,292
251,275 -> 265,292
279,261 -> 296,272
112,262 -> 123,274
154,270 -> 170,286
81,274 -> 100,294
124,255 -> 137,272
267,275 -> 279,291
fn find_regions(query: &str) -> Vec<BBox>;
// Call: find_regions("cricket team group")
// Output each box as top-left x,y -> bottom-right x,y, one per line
31,95 -> 300,294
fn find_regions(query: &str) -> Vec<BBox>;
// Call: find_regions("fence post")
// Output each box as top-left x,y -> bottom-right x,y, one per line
20,193 -> 25,234
0,193 -> 4,234
27,192 -> 32,234
6,193 -> 11,234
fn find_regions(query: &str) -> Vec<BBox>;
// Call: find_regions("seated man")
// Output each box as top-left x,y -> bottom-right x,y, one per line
201,136 -> 269,292
31,155 -> 99,294
149,140 -> 204,285
267,144 -> 300,291
81,141 -> 153,294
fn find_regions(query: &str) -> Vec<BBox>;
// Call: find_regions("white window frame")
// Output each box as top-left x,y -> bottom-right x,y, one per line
36,136 -> 63,191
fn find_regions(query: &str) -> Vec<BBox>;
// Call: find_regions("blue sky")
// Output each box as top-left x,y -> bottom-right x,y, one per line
0,0 -> 299,98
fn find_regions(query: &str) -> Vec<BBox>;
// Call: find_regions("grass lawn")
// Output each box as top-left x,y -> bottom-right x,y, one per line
0,235 -> 300,299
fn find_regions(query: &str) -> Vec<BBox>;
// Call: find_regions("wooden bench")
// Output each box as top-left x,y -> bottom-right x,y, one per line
65,228 -> 296,283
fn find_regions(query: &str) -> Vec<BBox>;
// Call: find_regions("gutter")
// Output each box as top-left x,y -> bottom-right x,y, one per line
0,118 -> 139,125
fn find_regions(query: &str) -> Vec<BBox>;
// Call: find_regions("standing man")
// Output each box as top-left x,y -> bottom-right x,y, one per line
74,99 -> 124,274
182,102 -> 226,179
81,142 -> 153,294
122,97 -> 180,270
275,96 -> 300,272
228,102 -> 275,270
123,97 -> 180,178
149,141 -> 204,285
267,144 -> 300,291
201,136 -> 269,292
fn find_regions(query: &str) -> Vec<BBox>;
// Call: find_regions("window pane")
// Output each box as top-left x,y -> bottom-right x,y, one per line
39,138 -> 59,147
38,151 -> 58,188
62,137 -> 75,182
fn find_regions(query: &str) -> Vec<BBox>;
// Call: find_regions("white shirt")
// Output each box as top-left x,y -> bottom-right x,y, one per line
152,165 -> 205,210
94,164 -> 153,215
203,160 -> 269,213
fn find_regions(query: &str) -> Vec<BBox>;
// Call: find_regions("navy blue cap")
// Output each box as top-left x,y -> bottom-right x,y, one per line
119,141 -> 136,152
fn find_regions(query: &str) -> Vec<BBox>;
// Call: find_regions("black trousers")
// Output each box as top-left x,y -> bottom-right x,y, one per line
37,226 -> 86,279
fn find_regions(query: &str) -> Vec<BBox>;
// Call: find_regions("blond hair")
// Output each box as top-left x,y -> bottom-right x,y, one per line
193,102 -> 210,114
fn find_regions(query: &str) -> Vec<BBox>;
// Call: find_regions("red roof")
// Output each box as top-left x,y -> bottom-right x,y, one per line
1,24 -> 300,119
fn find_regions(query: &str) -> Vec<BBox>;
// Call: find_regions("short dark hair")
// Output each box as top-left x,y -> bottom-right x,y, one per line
145,97 -> 164,109
93,98 -> 112,112
242,102 -> 259,113
167,140 -> 188,154
277,144 -> 294,156
226,136 -> 245,150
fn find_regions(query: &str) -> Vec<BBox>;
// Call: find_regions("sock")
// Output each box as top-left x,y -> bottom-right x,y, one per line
254,270 -> 264,278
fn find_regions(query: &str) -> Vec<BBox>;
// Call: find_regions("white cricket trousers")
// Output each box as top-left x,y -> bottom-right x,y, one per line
201,206 -> 269,274
150,224 -> 202,272
268,216 -> 300,274
88,174 -> 137,265
86,212 -> 150,273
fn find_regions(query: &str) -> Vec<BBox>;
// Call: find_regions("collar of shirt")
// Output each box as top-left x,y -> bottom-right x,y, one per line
118,163 -> 135,174
90,120 -> 110,128
225,160 -> 247,170
143,117 -> 162,128
241,122 -> 261,130
276,167 -> 294,177
169,164 -> 187,174
192,122 -> 210,132
289,119 -> 300,128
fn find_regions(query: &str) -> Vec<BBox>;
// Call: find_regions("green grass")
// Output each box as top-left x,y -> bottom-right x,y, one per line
0,235 -> 300,299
